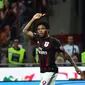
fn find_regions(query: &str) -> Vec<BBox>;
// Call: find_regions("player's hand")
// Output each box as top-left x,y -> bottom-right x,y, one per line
32,13 -> 46,20
80,71 -> 85,79
74,65 -> 81,74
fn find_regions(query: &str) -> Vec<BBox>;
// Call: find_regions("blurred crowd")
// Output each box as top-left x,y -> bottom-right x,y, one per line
0,0 -> 49,67
0,0 -> 85,67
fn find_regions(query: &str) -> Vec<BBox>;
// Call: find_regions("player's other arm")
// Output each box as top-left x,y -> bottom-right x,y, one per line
58,45 -> 81,73
23,13 -> 45,39
62,50 -> 81,73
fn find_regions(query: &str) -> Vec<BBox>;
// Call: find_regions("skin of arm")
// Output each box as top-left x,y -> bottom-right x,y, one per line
69,71 -> 85,80
59,45 -> 81,73
62,50 -> 81,73
23,13 -> 45,39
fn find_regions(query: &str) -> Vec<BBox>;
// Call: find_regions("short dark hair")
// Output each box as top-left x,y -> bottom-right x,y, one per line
36,21 -> 50,30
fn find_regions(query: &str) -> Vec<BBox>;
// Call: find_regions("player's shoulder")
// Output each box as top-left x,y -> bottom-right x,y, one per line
50,36 -> 61,44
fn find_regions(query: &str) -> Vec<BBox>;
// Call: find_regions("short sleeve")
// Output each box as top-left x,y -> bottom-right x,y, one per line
52,38 -> 61,50
52,38 -> 64,53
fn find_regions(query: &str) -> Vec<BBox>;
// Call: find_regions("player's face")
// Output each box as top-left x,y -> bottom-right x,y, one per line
37,25 -> 48,37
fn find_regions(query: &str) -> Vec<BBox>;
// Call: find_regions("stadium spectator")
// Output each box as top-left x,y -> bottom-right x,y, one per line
63,35 -> 80,65
0,0 -> 11,28
63,35 -> 80,57
5,0 -> 18,26
72,53 -> 79,63
55,54 -> 65,66
0,0 -> 18,40
7,39 -> 27,67
19,0 -> 35,28
0,25 -> 10,47
0,25 -> 10,64
18,0 -> 26,28
81,51 -> 85,66
36,0 -> 48,14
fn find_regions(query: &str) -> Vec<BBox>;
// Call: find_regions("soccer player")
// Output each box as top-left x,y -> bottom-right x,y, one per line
23,13 -> 80,85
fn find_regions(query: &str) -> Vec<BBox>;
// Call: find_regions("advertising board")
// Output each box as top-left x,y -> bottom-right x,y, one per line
0,67 -> 84,81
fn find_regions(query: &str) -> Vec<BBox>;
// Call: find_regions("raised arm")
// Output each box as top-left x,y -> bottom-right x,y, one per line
23,13 -> 45,39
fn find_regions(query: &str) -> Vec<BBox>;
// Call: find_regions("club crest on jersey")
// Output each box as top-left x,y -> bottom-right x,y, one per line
37,41 -> 39,43
44,42 -> 49,47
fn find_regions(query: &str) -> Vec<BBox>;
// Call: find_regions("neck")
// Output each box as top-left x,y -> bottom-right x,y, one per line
42,34 -> 49,39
